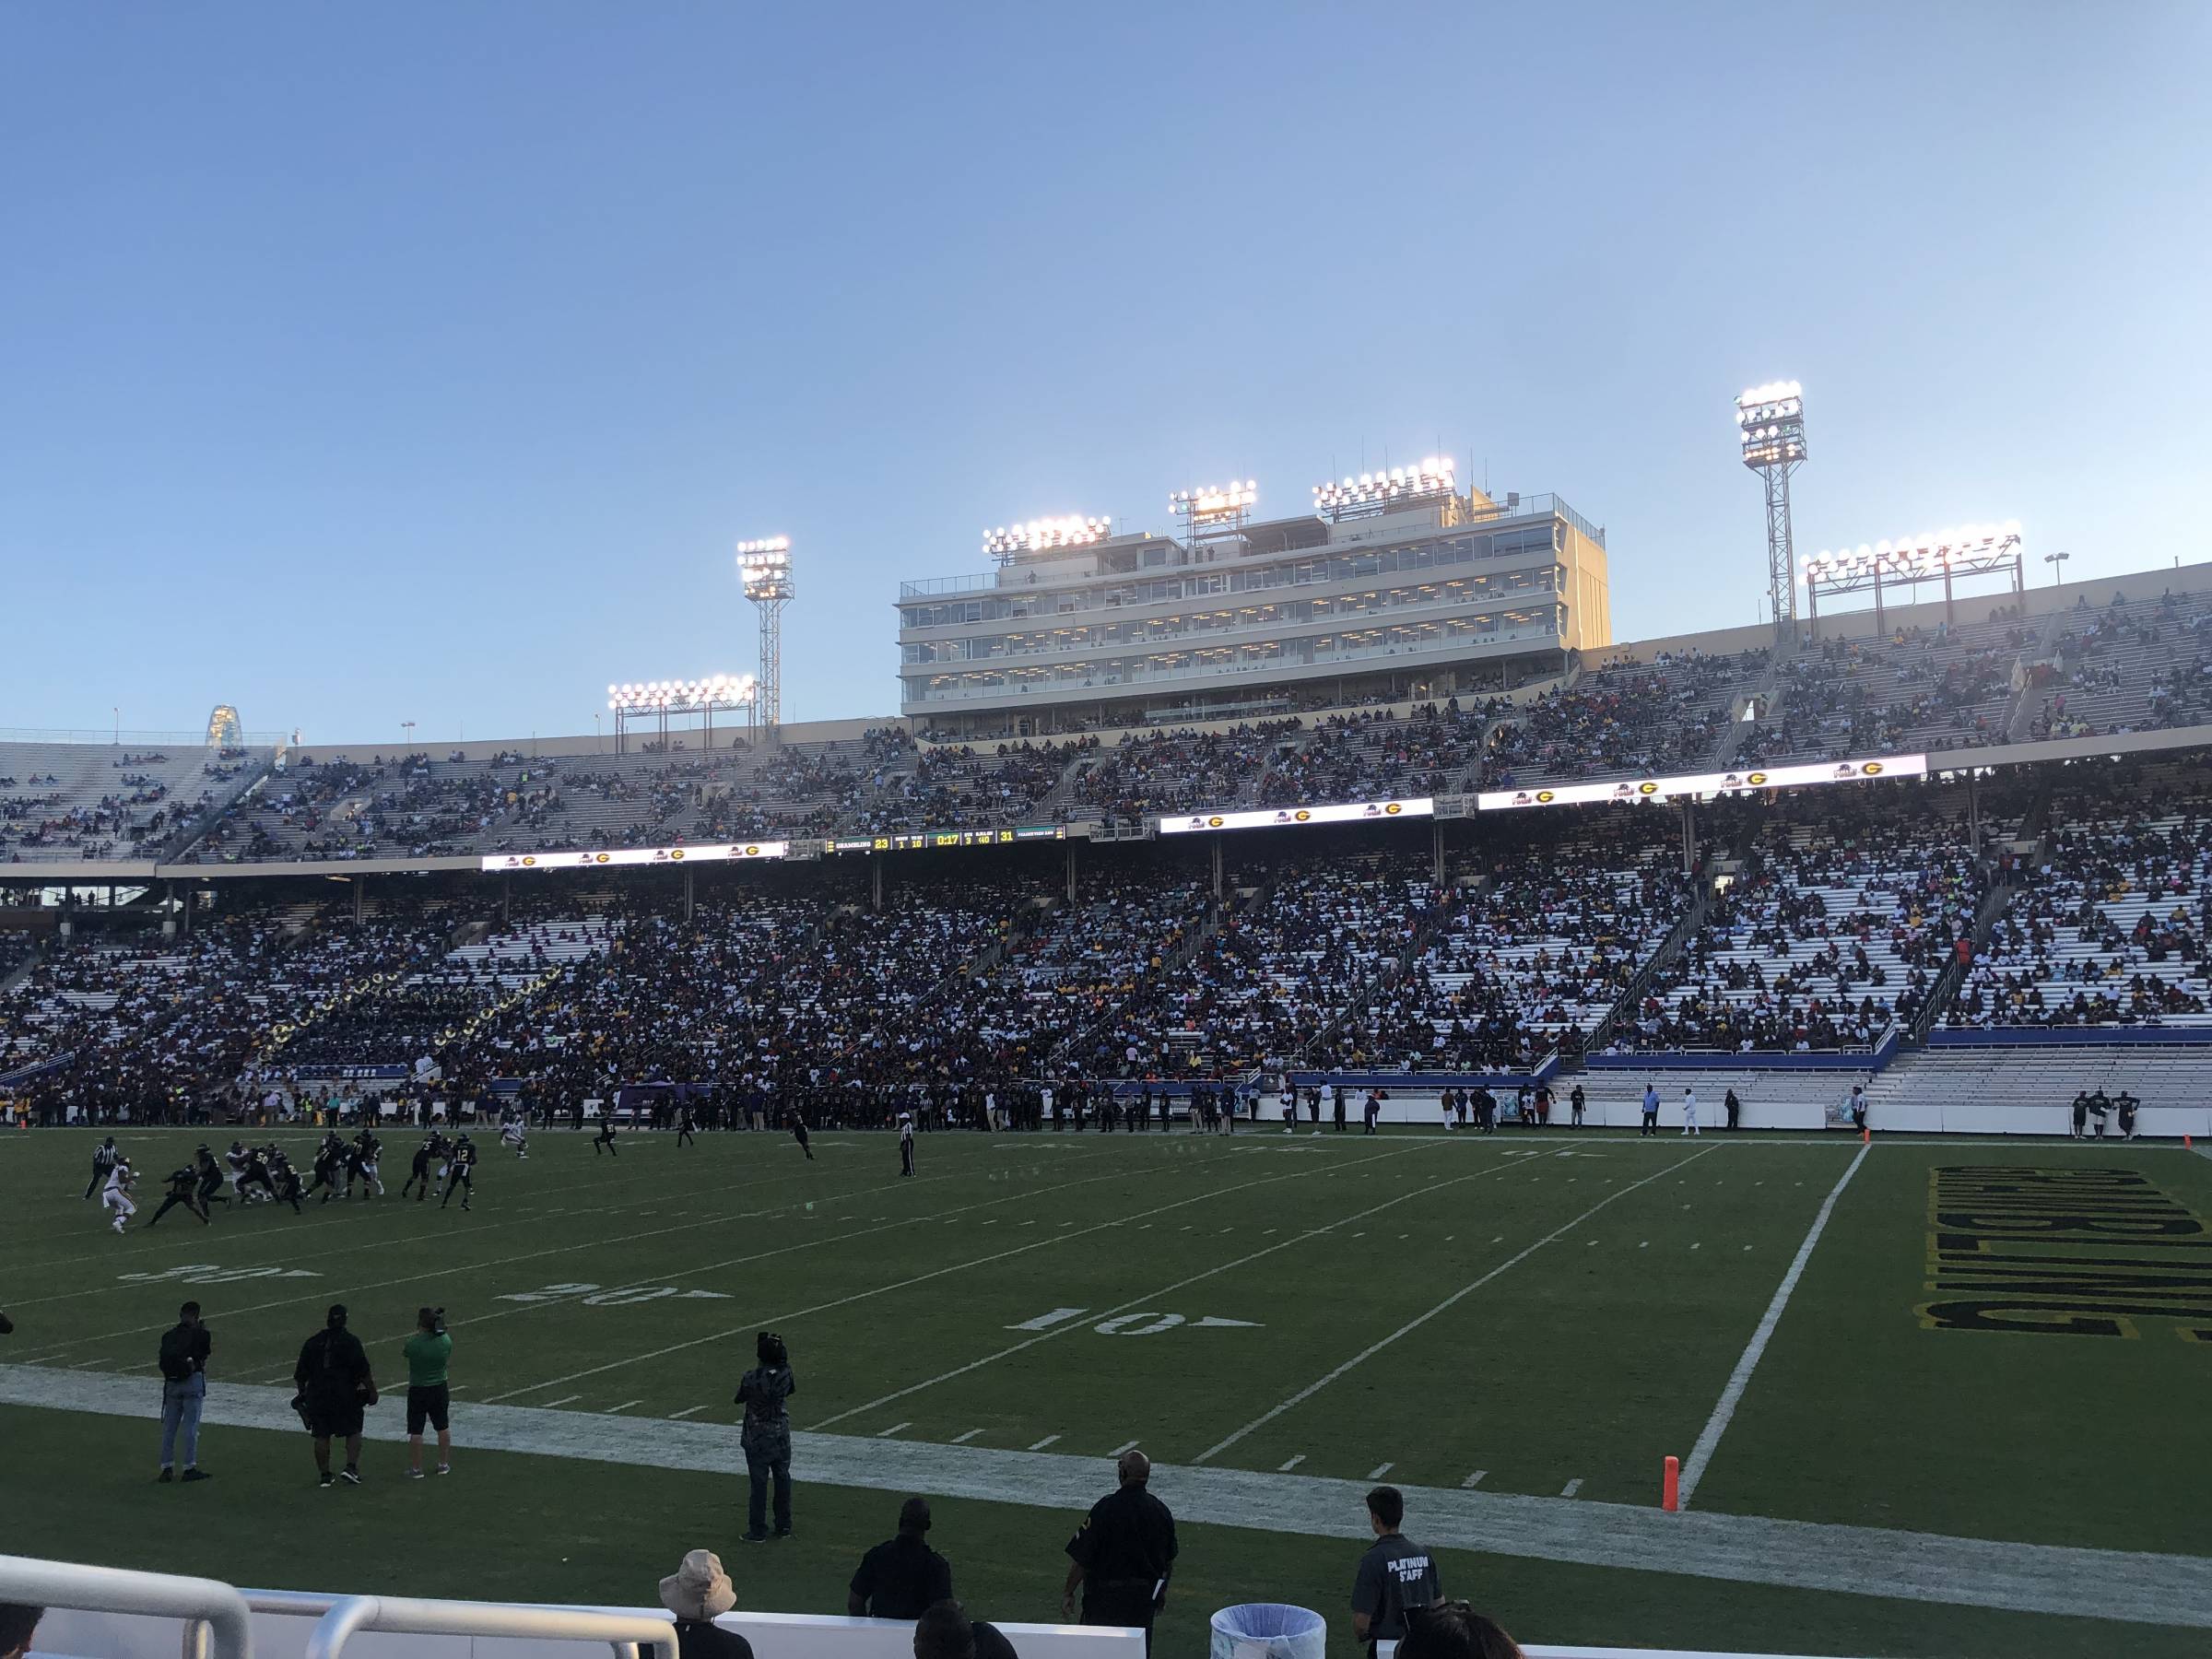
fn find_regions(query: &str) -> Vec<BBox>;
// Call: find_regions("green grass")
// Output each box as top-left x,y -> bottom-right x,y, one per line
5,1124 -> 2208,1656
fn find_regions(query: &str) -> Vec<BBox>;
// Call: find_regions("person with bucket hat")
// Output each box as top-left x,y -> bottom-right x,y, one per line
657,1550 -> 751,1659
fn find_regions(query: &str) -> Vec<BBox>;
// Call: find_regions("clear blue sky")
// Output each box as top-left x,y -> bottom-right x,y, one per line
4,3 -> 2207,744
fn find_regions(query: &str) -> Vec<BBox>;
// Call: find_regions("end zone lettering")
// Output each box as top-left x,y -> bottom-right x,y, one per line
1918,1165 -> 2212,1341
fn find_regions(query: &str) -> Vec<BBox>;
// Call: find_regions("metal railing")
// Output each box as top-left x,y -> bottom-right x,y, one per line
237,1590 -> 677,1659
0,1553 -> 253,1659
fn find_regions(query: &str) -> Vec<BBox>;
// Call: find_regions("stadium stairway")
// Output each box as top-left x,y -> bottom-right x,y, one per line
1583,871 -> 1715,1055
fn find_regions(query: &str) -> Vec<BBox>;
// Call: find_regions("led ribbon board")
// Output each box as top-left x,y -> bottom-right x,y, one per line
480,841 -> 788,873
826,825 -> 1067,853
1159,797 -> 1436,835
1477,753 -> 1927,811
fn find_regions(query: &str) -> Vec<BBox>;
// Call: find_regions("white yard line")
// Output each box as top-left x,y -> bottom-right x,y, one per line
491,1143 -> 1429,1406
1028,1434 -> 1062,1452
1277,1454 -> 1305,1471
542,1394 -> 582,1408
1677,1142 -> 1870,1510
1110,1440 -> 1140,1456
667,1405 -> 710,1420
951,1429 -> 985,1444
877,1421 -> 912,1438
1461,1470 -> 1486,1488
1559,1477 -> 1583,1498
604,1399 -> 641,1414
1367,1462 -> 1394,1479
1194,1147 -> 1721,1465
803,1153 -> 1522,1431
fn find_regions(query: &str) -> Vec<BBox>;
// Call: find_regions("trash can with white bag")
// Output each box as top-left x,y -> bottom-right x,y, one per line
1208,1602 -> 1325,1659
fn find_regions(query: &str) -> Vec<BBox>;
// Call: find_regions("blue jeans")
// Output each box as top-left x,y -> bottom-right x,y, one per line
745,1447 -> 791,1535
160,1374 -> 206,1469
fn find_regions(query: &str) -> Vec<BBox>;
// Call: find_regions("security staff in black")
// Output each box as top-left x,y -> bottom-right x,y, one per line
1351,1485 -> 1442,1653
1063,1450 -> 1177,1656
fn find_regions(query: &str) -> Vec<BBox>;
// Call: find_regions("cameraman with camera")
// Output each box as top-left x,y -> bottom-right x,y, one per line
405,1306 -> 453,1479
735,1330 -> 795,1541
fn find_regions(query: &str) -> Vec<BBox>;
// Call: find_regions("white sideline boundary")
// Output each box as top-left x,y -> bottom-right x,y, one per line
1194,1145 -> 1722,1465
4,1362 -> 2208,1631
1677,1142 -> 1870,1510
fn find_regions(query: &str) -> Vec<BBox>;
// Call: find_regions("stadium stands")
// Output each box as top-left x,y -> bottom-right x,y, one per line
1619,797 -> 1983,1053
0,742 -> 269,862
1948,769 -> 2212,1028
1481,650 -> 1767,787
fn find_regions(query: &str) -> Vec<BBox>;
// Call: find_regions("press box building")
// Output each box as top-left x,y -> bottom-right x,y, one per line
896,464 -> 1612,737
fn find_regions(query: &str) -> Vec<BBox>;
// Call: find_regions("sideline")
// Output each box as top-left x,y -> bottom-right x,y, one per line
2,1363 -> 2206,1631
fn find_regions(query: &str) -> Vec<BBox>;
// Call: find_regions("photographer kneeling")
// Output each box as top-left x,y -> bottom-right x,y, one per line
406,1306 -> 453,1479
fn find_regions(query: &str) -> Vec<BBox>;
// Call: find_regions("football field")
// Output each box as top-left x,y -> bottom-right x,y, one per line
5,1124 -> 2209,1657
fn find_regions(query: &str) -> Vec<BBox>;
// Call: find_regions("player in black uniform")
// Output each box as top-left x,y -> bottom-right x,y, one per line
401,1135 -> 437,1200
305,1134 -> 343,1203
441,1135 -> 477,1210
593,1116 -> 619,1157
147,1164 -> 211,1228
84,1136 -> 122,1200
194,1146 -> 230,1209
350,1129 -> 384,1198
269,1148 -> 304,1214
234,1146 -> 276,1205
899,1112 -> 915,1177
791,1111 -> 815,1162
676,1105 -> 696,1148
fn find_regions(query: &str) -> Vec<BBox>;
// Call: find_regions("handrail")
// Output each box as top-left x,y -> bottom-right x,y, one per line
0,1554 -> 253,1659
302,1594 -> 677,1659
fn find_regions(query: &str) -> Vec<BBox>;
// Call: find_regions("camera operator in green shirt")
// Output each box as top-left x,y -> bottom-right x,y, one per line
404,1307 -> 453,1479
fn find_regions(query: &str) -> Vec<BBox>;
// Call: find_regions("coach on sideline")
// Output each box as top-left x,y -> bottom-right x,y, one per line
1063,1450 -> 1177,1655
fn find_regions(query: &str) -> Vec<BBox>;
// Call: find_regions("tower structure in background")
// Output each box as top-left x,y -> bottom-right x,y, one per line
1736,380 -> 1806,641
736,537 -> 794,737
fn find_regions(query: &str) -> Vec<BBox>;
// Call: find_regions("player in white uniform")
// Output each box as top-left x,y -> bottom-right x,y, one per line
1681,1087 -> 1700,1135
500,1117 -> 528,1159
101,1159 -> 137,1233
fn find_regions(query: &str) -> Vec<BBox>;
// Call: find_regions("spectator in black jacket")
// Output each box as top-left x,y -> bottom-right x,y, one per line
293,1303 -> 375,1488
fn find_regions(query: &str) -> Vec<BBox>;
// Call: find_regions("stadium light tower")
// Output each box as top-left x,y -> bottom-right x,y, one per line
736,537 -> 794,737
1736,381 -> 1806,641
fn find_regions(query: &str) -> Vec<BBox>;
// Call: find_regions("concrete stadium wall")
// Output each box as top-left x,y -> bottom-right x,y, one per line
29,1599 -> 1855,1659
33,1605 -> 1143,1659
1351,1088 -> 2212,1138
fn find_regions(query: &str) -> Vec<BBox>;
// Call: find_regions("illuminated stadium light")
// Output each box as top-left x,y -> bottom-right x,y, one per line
1170,481 -> 1258,519
1736,379 -> 1808,637
606,673 -> 756,715
1803,521 -> 2025,634
736,537 -> 794,601
736,538 -> 794,733
983,516 -> 1114,557
1735,382 -> 1806,467
1312,456 -> 1456,521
